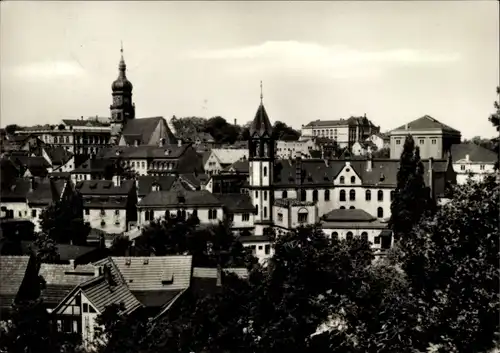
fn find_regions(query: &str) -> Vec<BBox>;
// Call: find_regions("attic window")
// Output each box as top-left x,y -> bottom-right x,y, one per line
143,259 -> 149,265
89,183 -> 97,189
307,173 -> 313,181
323,173 -> 329,181
380,173 -> 385,182
125,258 -> 131,266
164,150 -> 171,156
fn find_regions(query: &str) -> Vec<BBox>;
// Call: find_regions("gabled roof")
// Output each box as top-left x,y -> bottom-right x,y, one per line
102,144 -> 190,160
0,178 -> 31,201
0,256 -> 31,310
211,149 -> 248,165
122,117 -> 176,145
76,179 -> 134,195
39,263 -> 95,307
392,115 -> 460,134
224,159 -> 249,174
44,146 -> 73,166
179,173 -> 210,189
138,190 -> 222,208
62,117 -> 110,127
322,209 -> 376,222
451,143 -> 499,163
72,157 -> 112,174
304,119 -> 349,128
137,175 -> 177,197
249,103 -> 273,138
105,256 -> 193,292
214,193 -> 254,212
26,178 -> 66,206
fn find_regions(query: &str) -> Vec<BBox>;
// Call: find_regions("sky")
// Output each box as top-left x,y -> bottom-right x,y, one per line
1,1 -> 498,139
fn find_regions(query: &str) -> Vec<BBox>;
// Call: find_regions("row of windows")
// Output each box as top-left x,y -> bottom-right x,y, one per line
460,164 -> 486,171
255,205 -> 268,218
284,189 -> 394,202
100,220 -> 121,227
248,244 -> 271,255
338,206 -> 384,218
84,209 -> 121,216
255,191 -> 268,200
395,138 -> 437,145
313,128 -> 338,137
227,213 -> 251,222
339,176 -> 356,184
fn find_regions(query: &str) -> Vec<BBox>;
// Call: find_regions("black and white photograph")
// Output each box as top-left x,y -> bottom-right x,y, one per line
0,1 -> 499,352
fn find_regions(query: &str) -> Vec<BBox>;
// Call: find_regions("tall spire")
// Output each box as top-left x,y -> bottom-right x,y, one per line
260,80 -> 263,105
119,41 -> 126,73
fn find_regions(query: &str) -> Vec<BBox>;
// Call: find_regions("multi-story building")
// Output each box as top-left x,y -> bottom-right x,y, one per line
389,115 -> 461,159
203,149 -> 248,175
300,115 -> 380,148
450,143 -> 498,184
276,139 -> 317,159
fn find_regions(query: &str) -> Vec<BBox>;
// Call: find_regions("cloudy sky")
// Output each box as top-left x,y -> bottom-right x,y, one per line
1,1 -> 498,138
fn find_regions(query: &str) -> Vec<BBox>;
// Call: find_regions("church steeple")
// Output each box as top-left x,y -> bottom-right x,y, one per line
110,43 -> 135,144
249,81 -> 273,139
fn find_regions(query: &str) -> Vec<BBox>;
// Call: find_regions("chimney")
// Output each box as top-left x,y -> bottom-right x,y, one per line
69,259 -> 75,269
94,265 -> 102,277
366,153 -> 373,172
29,177 -> 36,192
405,123 -> 409,130
81,116 -> 84,120
428,158 -> 434,199
134,139 -> 139,147
295,151 -> 302,186
216,266 -> 222,287
159,138 -> 165,147
234,119 -> 237,126
465,154 -> 470,162
177,139 -> 182,147
112,175 -> 121,187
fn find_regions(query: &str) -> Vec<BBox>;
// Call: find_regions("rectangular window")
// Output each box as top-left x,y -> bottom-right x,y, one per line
83,303 -> 88,313
298,213 -> 308,223
278,213 -> 283,222
461,165 -> 466,171
265,244 -> 271,255
85,209 -> 90,215
242,213 -> 250,222
480,165 -> 485,170
431,139 -> 436,144
264,191 -> 267,201
396,139 -> 401,145
255,191 -> 258,198
115,209 -> 120,216
31,209 -> 37,218
228,214 -> 234,222
374,236 -> 381,245
419,139 -> 424,145
100,209 -> 105,216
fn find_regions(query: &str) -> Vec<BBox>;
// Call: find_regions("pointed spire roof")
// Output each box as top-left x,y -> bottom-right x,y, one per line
112,42 -> 133,92
249,81 -> 273,138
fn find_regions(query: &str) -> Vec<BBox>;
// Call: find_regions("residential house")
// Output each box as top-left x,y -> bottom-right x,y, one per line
213,194 -> 255,232
51,262 -> 142,346
366,133 -> 390,151
42,146 -> 75,172
203,148 -> 248,175
137,190 -> 224,226
451,143 -> 499,184
351,140 -> 377,156
0,255 -> 41,317
76,178 -> 137,234
97,256 -> 192,318
276,139 -> 317,159
70,157 -> 113,182
10,155 -> 52,178
389,115 -> 461,159
136,175 -> 177,202
191,267 -> 248,296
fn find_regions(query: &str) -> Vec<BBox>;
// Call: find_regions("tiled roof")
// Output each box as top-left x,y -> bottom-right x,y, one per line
0,256 -> 31,310
0,178 -> 31,201
211,149 -> 248,165
76,179 -> 134,195
72,158 -> 112,173
238,235 -> 271,243
224,159 -> 249,173
102,144 -> 189,160
392,115 -> 460,134
138,190 -> 222,208
274,198 -> 316,207
132,290 -> 182,308
107,256 -> 193,291
83,195 -> 128,209
201,151 -> 211,165
192,267 -> 248,279
451,143 -> 499,163
320,220 -> 387,230
21,242 -> 99,262
44,146 -> 73,166
121,117 -> 176,145
249,103 -> 273,137
10,156 -> 51,175
214,194 -> 254,212
304,119 -> 350,128
137,175 -> 177,197
179,173 -> 210,189
62,118 -> 110,127
273,158 -> 450,188
26,178 -> 66,206
322,209 -> 376,222
39,264 -> 95,306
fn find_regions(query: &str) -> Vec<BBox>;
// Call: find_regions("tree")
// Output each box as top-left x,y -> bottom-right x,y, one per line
396,175 -> 500,352
4,124 -> 19,135
31,232 -> 60,264
371,146 -> 390,158
204,116 -> 239,144
103,157 -> 136,180
40,198 -> 89,246
488,86 -> 499,169
0,299 -> 82,353
272,121 -> 300,141
389,135 -> 434,242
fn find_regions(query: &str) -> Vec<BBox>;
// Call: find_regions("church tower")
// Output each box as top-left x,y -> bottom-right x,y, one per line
110,43 -> 135,144
249,82 -> 275,236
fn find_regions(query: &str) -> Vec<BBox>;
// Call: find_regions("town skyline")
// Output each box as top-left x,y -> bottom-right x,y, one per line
1,1 -> 498,139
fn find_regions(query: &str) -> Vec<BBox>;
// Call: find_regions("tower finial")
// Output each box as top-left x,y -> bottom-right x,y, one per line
260,80 -> 263,104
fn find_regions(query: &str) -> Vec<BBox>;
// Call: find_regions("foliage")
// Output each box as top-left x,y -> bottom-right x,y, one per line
371,146 -> 390,158
396,175 -> 500,352
463,136 -> 497,152
271,121 -> 300,141
32,232 -> 60,264
40,197 -> 89,246
109,234 -> 132,256
103,157 -> 136,180
488,86 -> 500,169
389,135 -> 434,242
4,124 -> 18,135
0,299 -> 82,353
204,116 -> 240,144
135,215 -> 253,268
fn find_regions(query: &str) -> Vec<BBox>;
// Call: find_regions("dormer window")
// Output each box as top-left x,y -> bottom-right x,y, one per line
152,183 -> 160,192
164,150 -> 170,156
